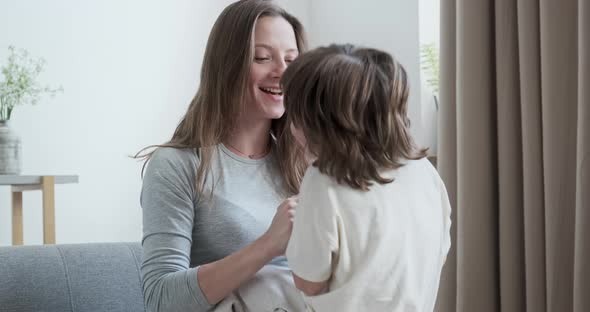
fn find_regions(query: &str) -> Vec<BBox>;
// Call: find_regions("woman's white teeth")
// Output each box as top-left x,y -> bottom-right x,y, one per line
260,87 -> 282,95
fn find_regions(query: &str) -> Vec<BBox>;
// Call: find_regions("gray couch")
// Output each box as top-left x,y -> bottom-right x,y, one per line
0,242 -> 145,312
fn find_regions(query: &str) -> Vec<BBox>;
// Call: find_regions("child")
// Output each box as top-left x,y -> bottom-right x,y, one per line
283,44 -> 452,312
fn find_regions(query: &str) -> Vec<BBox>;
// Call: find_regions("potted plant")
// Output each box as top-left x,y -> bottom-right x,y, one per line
0,46 -> 62,174
420,42 -> 440,164
421,42 -> 439,108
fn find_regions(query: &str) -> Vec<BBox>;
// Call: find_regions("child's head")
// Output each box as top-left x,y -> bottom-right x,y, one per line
281,44 -> 427,190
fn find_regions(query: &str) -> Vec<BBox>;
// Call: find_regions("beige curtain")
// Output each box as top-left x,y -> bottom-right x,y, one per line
435,0 -> 589,311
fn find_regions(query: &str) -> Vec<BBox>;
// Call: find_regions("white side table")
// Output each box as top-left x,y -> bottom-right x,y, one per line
0,175 -> 78,245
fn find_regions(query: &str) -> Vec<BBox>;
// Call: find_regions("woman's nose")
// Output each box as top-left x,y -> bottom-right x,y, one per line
272,59 -> 288,77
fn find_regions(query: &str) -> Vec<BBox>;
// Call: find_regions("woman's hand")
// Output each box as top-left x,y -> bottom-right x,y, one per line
197,196 -> 298,305
262,196 -> 298,258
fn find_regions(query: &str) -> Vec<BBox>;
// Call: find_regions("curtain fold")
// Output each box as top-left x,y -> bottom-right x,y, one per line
495,0 -> 525,311
516,1 -> 547,312
455,1 -> 499,310
435,0 -> 589,311
540,2 -> 578,309
573,2 -> 590,311
434,0 -> 458,311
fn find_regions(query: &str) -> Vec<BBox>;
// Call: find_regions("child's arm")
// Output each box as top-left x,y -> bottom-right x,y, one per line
292,273 -> 329,296
286,167 -> 339,296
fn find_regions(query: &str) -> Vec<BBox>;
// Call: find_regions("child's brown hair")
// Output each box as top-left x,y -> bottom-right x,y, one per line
281,44 -> 427,190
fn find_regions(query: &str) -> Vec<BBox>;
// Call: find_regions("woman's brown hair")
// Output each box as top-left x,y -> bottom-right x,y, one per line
281,44 -> 427,190
135,0 -> 308,196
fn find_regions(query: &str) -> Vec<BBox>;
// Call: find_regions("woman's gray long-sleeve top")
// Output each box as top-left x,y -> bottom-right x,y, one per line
140,146 -> 288,312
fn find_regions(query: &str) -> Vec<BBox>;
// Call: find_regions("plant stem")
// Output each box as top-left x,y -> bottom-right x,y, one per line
0,95 -> 6,120
0,97 -> 4,120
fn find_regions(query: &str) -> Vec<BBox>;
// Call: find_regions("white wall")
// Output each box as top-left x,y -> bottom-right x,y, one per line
0,0 -> 236,245
419,0 -> 440,47
419,0 -> 441,155
0,0 -> 421,246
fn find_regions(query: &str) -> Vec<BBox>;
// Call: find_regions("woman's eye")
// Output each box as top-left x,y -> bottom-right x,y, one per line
255,57 -> 270,62
285,59 -> 294,64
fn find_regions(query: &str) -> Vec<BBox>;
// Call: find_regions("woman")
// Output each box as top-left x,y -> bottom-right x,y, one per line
137,1 -> 308,311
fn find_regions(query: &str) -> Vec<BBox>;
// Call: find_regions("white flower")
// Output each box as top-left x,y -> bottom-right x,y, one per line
0,46 -> 63,121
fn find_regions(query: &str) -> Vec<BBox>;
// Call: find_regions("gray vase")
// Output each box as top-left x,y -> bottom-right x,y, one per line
0,120 -> 21,174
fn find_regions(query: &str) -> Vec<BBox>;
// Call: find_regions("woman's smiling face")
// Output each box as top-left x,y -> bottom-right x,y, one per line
245,16 -> 299,121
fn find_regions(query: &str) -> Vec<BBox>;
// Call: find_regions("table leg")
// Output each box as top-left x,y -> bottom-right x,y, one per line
11,191 -> 23,245
42,176 -> 56,244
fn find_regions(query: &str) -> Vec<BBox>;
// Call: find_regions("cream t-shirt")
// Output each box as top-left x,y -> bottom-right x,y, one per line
286,158 -> 451,312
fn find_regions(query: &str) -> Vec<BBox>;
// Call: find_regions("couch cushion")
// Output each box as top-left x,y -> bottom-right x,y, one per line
0,242 -> 145,312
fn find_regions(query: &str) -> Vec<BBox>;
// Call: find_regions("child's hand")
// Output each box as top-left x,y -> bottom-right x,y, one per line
262,196 -> 298,258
